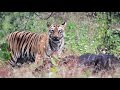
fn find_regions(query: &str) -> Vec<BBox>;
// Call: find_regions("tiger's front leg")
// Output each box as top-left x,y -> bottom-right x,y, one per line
35,53 -> 44,66
35,34 -> 47,66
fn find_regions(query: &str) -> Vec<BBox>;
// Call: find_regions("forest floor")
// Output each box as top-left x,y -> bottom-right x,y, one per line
0,55 -> 120,78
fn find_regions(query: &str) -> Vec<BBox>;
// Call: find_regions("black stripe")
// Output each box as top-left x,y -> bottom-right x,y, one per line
58,41 -> 62,48
27,33 -> 38,49
49,39 -> 54,51
29,34 -> 39,53
11,31 -> 20,54
9,58 -> 16,66
13,31 -> 21,43
19,32 -> 30,50
16,32 -> 25,55
17,32 -> 27,50
19,32 -> 32,54
16,32 -> 25,46
24,33 -> 38,62
29,46 -> 35,62
23,33 -> 36,55
17,32 -> 30,59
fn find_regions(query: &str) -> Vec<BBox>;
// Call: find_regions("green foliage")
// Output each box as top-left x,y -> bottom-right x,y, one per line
0,42 -> 11,61
0,30 -> 5,38
65,19 -> 97,54
93,12 -> 120,56
0,12 -> 120,62
105,30 -> 120,56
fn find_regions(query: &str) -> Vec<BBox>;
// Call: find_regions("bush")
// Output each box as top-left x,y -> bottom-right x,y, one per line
0,42 -> 10,61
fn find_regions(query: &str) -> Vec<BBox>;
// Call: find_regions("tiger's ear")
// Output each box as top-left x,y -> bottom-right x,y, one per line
47,22 -> 51,28
61,21 -> 67,27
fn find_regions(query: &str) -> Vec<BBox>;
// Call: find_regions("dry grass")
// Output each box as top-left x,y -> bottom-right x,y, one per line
0,54 -> 120,78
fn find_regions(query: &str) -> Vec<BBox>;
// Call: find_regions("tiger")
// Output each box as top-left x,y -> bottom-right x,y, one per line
7,22 -> 66,67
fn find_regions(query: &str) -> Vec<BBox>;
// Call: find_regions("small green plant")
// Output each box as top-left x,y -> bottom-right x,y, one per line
0,42 -> 11,61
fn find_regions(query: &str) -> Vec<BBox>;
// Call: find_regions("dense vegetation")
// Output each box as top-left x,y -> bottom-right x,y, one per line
0,12 -> 120,62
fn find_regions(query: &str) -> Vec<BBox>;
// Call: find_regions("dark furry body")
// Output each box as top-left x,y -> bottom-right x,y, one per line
78,53 -> 119,73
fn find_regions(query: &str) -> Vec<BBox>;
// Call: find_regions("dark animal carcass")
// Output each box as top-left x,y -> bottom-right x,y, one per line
78,53 -> 119,73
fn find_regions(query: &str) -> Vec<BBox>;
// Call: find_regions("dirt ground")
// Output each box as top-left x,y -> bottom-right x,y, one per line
0,55 -> 120,78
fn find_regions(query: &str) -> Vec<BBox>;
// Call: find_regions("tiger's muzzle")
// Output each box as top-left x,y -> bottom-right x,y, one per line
49,36 -> 63,52
52,36 -> 60,41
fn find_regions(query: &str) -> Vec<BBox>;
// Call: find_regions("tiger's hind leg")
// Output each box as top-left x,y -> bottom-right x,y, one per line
9,58 -> 22,68
16,57 -> 26,67
28,53 -> 35,64
9,54 -> 24,68
9,59 -> 16,67
8,53 -> 18,67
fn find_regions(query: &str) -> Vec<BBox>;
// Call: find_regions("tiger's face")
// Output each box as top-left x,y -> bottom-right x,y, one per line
47,22 -> 66,52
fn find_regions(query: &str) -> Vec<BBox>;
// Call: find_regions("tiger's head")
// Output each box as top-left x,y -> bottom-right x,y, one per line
47,22 -> 66,52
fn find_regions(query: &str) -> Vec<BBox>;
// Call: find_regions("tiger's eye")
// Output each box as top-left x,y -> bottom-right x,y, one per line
49,29 -> 54,33
59,30 -> 62,33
